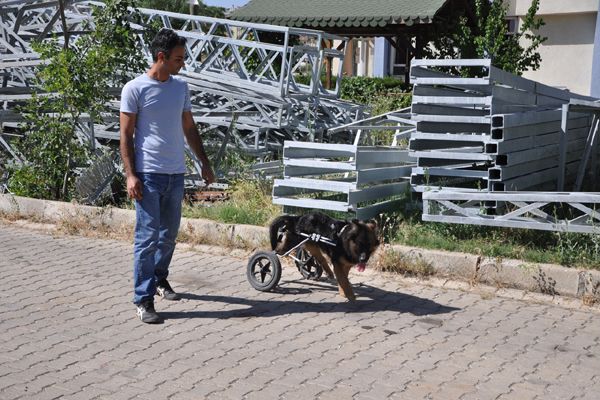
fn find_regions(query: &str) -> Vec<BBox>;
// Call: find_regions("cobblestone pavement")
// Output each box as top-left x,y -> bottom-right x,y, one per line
1,223 -> 600,400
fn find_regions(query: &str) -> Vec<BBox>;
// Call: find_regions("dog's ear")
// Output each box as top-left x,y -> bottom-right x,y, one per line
366,219 -> 378,231
351,218 -> 359,225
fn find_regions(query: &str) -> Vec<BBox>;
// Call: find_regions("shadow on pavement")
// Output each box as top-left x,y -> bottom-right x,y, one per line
162,281 -> 460,320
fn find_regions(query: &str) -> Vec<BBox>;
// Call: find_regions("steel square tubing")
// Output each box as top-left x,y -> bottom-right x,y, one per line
412,95 -> 492,106
534,81 -> 595,102
417,121 -> 490,134
414,86 -> 537,108
283,141 -> 356,158
355,198 -> 407,220
283,165 -> 354,177
272,185 -> 337,198
491,115 -> 589,141
412,103 -> 490,117
495,161 -> 581,191
494,137 -> 587,166
410,174 -> 485,187
412,166 -> 490,179
412,132 -> 490,141
413,85 -> 489,98
348,182 -> 408,204
409,138 -> 485,151
284,159 -> 355,172
356,165 -> 414,184
410,148 -> 492,161
273,197 -> 351,212
412,114 -> 490,124
490,145 -> 587,181
274,177 -> 354,192
489,65 -> 536,92
412,59 -> 492,68
356,148 -> 414,164
492,109 -> 587,129
486,125 -> 589,154
410,66 -> 490,86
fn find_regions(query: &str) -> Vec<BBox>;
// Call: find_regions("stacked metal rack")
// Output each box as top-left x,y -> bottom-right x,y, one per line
408,59 -> 597,193
272,140 -> 414,219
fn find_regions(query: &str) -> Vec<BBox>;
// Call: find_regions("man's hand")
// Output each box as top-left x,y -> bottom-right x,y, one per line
127,174 -> 143,200
182,111 -> 216,186
202,165 -> 216,185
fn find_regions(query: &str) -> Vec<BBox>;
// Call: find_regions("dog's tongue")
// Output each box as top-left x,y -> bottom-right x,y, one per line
356,263 -> 366,272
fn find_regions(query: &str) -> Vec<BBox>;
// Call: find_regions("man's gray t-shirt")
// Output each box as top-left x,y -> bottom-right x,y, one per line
120,74 -> 192,174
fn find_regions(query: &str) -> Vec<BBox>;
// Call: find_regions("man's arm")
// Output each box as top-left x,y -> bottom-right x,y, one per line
119,111 -> 143,200
182,111 -> 215,185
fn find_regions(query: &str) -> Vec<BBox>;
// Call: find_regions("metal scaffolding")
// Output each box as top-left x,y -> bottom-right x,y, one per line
0,1 -> 364,141
0,0 -> 365,197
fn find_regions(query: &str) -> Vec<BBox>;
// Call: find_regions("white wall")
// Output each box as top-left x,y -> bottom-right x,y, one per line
509,0 -> 598,16
507,0 -> 598,95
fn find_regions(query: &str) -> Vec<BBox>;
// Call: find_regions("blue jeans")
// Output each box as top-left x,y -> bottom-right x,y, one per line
132,173 -> 184,304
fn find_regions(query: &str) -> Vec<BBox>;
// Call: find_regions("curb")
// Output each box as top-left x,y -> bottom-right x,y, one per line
1,193 -> 599,300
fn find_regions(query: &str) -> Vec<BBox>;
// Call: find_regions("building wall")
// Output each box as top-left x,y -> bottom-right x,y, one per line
507,0 -> 599,96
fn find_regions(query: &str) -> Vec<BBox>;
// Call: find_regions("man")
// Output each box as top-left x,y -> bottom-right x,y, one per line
120,28 -> 215,324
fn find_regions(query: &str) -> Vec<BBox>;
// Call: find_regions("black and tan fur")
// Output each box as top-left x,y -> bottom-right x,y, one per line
270,212 -> 379,301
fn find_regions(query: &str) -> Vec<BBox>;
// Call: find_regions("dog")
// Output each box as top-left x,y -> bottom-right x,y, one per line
270,212 -> 380,301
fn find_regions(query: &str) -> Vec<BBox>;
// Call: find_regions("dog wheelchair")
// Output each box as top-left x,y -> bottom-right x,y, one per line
246,232 -> 335,291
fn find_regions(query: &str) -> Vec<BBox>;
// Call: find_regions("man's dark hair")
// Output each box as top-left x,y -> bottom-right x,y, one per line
149,28 -> 186,62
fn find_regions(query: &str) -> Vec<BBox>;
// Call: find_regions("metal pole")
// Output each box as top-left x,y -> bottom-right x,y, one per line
591,2 -> 600,97
558,104 -> 569,191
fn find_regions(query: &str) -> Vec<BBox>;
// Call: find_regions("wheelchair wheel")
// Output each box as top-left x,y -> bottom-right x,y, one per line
247,251 -> 282,291
295,247 -> 323,280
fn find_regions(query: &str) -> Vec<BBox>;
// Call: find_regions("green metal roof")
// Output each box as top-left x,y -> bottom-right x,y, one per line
230,0 -> 448,28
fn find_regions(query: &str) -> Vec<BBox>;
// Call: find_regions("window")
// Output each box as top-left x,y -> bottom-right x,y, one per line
389,43 -> 407,80
505,17 -> 518,35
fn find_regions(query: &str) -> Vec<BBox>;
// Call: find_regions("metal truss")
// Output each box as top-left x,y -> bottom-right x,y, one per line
327,106 -> 415,146
423,191 -> 600,234
1,0 -> 365,164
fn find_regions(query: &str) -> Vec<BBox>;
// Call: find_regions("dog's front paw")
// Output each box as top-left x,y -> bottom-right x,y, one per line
338,288 -> 356,301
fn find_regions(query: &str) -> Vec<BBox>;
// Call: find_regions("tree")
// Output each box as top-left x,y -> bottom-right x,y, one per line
137,0 -> 226,18
425,0 -> 546,75
9,0 -> 146,200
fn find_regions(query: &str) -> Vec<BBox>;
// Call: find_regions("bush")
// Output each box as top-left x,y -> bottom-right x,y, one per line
340,76 -> 408,104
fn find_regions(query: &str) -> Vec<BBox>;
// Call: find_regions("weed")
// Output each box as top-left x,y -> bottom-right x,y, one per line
533,267 -> 558,296
373,245 -> 434,278
581,273 -> 600,306
177,222 -> 209,247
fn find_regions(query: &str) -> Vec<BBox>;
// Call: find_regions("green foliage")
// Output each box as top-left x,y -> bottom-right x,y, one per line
8,0 -> 145,200
137,0 -> 225,18
426,0 -> 546,75
340,76 -> 408,104
183,179 -> 281,226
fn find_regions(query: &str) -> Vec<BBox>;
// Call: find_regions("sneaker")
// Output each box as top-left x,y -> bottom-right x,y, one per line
136,300 -> 163,324
156,279 -> 181,301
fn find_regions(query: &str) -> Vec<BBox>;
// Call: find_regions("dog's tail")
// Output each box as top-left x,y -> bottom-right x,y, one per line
269,215 -> 297,253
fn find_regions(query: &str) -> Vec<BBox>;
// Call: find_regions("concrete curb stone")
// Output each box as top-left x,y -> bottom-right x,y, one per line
1,193 -> 599,300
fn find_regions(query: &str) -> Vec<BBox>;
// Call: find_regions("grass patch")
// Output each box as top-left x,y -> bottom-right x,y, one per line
373,245 -> 434,278
182,179 -> 281,227
381,211 -> 600,270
